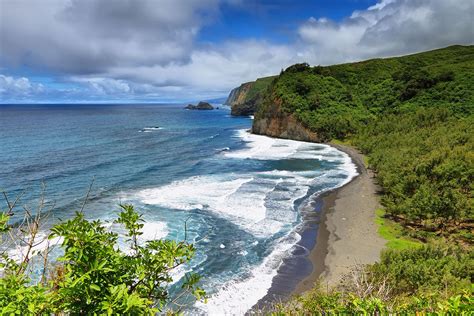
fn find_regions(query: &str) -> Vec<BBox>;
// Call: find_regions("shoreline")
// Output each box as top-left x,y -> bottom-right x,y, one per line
251,143 -> 384,311
294,143 -> 385,293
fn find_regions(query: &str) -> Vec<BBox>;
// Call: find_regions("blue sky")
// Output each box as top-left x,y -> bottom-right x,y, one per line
198,1 -> 376,43
0,0 -> 472,103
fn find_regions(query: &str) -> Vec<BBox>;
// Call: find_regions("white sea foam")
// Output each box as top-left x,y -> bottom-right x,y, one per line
97,219 -> 169,243
7,232 -> 63,264
224,130 -> 301,160
338,151 -> 359,185
137,176 -> 281,237
226,130 -> 357,174
139,127 -> 163,132
132,128 -> 358,314
140,221 -> 169,241
195,231 -> 301,315
138,176 -> 253,212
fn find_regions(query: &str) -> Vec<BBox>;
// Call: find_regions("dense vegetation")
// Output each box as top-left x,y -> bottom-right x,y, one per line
244,76 -> 276,103
273,243 -> 472,314
254,45 -> 473,313
355,109 -> 473,239
0,202 -> 204,314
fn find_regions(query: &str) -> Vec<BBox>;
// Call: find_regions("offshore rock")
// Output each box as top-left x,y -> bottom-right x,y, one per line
185,101 -> 214,110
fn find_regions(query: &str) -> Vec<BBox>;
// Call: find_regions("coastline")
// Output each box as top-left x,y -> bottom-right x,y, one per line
251,143 -> 385,312
294,143 -> 385,293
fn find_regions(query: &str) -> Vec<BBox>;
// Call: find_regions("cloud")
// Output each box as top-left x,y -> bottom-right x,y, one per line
0,74 -> 44,97
0,0 -> 219,73
108,40 -> 296,92
73,78 -> 132,95
0,0 -> 472,102
297,0 -> 474,65
0,74 -> 179,103
103,0 -> 473,97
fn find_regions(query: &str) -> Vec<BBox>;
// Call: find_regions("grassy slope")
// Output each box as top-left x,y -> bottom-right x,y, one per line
244,76 -> 276,102
375,209 -> 422,250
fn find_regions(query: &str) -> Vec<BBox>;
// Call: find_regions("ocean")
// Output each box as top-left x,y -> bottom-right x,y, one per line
0,104 -> 357,314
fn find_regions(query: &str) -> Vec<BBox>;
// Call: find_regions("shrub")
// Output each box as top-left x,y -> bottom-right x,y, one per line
0,203 -> 204,314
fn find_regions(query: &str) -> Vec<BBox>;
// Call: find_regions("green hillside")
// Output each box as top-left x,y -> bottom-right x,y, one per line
245,76 -> 275,102
256,45 -> 473,231
226,76 -> 275,115
257,45 -> 473,140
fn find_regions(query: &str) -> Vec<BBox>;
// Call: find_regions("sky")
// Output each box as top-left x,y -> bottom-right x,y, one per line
0,0 -> 473,103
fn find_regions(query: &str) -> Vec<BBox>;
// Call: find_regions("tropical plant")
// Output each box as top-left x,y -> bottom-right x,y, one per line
0,196 -> 204,314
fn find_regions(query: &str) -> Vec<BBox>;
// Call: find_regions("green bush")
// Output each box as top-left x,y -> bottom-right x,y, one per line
0,204 -> 204,314
370,243 -> 473,296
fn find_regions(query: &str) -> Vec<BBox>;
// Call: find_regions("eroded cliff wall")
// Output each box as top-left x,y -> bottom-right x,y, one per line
252,100 -> 321,142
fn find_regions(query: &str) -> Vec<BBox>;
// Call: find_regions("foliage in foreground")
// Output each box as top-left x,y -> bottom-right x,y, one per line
273,243 -> 473,314
0,203 -> 204,314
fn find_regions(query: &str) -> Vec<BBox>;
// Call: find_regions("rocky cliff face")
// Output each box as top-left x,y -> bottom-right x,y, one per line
252,100 -> 321,142
225,82 -> 258,116
225,82 -> 252,106
226,77 -> 321,142
225,76 -> 275,116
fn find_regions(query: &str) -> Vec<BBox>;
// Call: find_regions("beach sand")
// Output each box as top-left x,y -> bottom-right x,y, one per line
294,144 -> 386,293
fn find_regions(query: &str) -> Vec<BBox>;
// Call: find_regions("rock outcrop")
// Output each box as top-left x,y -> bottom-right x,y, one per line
185,101 -> 214,110
252,100 -> 321,142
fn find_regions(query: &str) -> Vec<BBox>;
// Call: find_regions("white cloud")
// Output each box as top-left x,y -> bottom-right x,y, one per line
0,74 -> 44,96
108,40 -> 296,92
297,0 -> 474,65
0,0 -> 219,73
72,78 -> 132,95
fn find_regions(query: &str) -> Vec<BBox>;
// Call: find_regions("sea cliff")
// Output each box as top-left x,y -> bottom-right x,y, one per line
225,76 -> 274,116
228,45 -> 473,144
252,99 -> 320,142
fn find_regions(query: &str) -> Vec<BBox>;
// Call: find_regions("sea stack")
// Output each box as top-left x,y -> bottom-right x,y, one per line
185,101 -> 214,110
